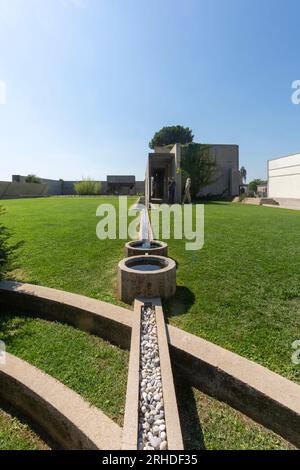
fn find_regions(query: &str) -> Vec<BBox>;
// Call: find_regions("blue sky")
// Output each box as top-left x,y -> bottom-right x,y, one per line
0,0 -> 299,182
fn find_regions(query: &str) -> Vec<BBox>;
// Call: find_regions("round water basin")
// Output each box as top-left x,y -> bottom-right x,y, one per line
117,255 -> 176,304
124,240 -> 168,257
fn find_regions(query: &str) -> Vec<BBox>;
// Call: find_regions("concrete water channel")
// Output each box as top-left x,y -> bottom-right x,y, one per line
119,205 -> 183,450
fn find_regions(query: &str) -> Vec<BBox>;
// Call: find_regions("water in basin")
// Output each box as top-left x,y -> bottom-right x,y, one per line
130,263 -> 162,271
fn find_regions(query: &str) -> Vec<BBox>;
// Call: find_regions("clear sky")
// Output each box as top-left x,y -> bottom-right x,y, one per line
0,0 -> 300,182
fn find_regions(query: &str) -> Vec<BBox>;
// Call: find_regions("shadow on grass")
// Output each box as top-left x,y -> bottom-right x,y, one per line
0,311 -> 30,348
0,398 -> 56,450
163,286 -> 195,319
174,374 -> 206,450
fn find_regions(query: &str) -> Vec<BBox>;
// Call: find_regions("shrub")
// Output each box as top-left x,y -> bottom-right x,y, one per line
74,179 -> 101,195
0,206 -> 11,279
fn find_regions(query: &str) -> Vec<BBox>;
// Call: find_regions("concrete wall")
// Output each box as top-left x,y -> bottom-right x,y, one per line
0,181 -> 48,198
268,153 -> 300,199
4,176 -> 144,198
199,144 -> 240,197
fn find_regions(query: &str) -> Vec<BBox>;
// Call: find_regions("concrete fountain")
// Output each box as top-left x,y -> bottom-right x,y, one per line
119,205 -> 182,450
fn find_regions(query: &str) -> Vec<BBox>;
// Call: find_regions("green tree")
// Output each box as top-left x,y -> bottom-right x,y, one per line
25,174 -> 41,184
240,166 -> 247,183
180,143 -> 218,198
149,125 -> 194,149
248,179 -> 266,192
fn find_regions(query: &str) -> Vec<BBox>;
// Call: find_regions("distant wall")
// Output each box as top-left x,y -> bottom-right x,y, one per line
3,176 -> 144,198
0,181 -> 48,198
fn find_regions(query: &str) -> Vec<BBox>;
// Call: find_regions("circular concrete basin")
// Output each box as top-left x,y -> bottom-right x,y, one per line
117,255 -> 176,304
124,240 -> 168,257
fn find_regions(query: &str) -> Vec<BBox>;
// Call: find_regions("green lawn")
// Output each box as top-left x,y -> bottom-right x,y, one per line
1,196 -> 136,304
2,197 -> 299,383
0,313 -> 129,426
0,197 -> 299,449
175,380 -> 294,450
0,404 -> 49,450
165,202 -> 300,384
0,313 -> 293,450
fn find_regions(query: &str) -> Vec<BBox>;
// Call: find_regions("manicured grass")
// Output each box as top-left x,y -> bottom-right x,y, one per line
164,202 -> 300,384
0,313 -> 129,426
0,405 -> 49,450
1,197 -> 299,449
1,196 -> 136,305
175,378 -> 294,450
1,198 -> 299,382
0,312 -> 292,451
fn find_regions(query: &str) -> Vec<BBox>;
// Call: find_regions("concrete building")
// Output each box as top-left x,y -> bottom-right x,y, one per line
145,143 -> 241,205
268,153 -> 300,202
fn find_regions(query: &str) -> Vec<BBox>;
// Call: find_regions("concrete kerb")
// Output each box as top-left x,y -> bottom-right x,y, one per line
0,280 -> 132,350
153,297 -> 183,450
0,353 -> 122,450
0,280 -> 299,448
122,299 -> 142,450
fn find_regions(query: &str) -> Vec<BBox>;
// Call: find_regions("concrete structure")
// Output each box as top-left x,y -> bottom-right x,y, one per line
0,353 -> 122,450
117,255 -> 176,304
0,280 -> 299,448
257,184 -> 268,198
145,144 -> 241,205
124,240 -> 168,257
199,144 -> 241,197
122,298 -> 183,450
0,181 -> 48,198
145,144 -> 182,205
2,174 -> 145,198
268,153 -> 300,200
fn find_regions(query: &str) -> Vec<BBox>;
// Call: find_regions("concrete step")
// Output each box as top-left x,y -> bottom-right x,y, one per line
242,197 -> 261,205
243,197 -> 279,206
260,198 -> 279,206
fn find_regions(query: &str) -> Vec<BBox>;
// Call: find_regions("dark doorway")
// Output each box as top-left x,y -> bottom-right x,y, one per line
153,169 -> 165,200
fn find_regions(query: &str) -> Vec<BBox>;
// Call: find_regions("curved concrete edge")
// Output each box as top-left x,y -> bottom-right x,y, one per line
0,280 -> 299,447
0,353 -> 122,450
0,280 -> 132,349
167,326 -> 300,448
124,240 -> 168,257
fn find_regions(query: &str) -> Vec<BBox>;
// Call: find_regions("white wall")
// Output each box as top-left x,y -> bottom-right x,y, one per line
268,153 -> 300,199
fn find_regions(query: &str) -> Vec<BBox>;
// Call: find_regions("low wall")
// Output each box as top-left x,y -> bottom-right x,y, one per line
0,181 -> 48,198
0,281 -> 299,448
5,177 -> 145,197
0,353 -> 122,449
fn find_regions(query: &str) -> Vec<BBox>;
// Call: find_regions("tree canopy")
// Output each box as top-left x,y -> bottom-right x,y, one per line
25,174 -> 41,184
149,125 -> 194,149
248,179 -> 266,192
